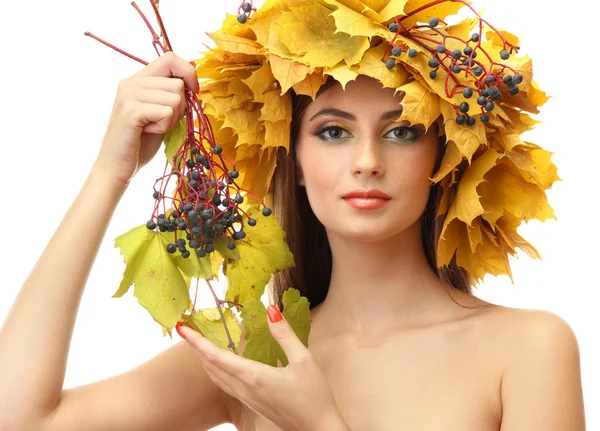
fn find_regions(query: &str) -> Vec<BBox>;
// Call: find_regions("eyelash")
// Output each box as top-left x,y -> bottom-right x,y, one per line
312,124 -> 422,143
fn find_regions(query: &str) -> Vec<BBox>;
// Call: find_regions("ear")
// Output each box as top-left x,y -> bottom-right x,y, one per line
297,164 -> 306,187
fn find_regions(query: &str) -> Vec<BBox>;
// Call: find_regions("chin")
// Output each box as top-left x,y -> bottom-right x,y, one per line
326,217 -> 419,243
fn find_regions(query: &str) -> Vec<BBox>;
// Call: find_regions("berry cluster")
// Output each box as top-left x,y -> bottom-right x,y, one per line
146,133 -> 272,258
85,0 -> 272,260
237,1 -> 254,24
385,2 -> 524,126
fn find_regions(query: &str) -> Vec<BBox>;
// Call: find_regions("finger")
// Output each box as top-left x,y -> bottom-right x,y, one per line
266,304 -> 308,364
181,325 -> 270,378
136,89 -> 186,125
125,101 -> 175,135
133,51 -> 197,93
135,76 -> 186,94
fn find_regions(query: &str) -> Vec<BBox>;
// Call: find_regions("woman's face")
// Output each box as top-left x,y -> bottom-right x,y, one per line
296,75 -> 440,242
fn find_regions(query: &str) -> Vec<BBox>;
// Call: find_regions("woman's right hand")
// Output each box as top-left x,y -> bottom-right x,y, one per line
93,51 -> 198,185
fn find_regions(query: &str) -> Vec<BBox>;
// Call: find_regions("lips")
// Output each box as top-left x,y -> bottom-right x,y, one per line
342,190 -> 391,199
342,189 -> 391,210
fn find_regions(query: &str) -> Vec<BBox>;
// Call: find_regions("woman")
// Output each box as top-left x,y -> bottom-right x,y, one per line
0,0 -> 586,430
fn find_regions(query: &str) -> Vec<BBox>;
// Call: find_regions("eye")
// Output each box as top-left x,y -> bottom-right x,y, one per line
383,126 -> 419,141
315,125 -> 351,141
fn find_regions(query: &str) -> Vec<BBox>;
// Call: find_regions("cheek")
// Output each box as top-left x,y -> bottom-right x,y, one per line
297,144 -> 342,189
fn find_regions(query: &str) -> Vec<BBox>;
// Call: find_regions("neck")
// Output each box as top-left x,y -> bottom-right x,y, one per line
317,219 -> 453,338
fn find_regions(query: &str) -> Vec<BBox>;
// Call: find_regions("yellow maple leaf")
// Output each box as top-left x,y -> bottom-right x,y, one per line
327,63 -> 360,90
443,147 -> 499,229
358,44 -> 411,88
440,101 -> 487,162
269,55 -> 312,94
479,158 -> 556,224
402,0 -> 467,27
395,80 -> 441,132
322,0 -> 389,38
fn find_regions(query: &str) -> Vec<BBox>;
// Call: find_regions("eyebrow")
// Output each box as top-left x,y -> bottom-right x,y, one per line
308,107 -> 404,122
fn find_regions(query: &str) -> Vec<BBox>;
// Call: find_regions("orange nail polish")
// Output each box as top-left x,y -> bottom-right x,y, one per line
267,305 -> 283,323
176,322 -> 187,339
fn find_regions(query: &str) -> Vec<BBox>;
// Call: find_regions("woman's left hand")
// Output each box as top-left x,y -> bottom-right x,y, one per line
176,305 -> 348,431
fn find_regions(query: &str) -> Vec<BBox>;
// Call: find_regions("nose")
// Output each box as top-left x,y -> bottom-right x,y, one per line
350,137 -> 386,177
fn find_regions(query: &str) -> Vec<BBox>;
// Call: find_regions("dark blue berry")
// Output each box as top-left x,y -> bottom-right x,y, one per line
229,170 -> 239,179
248,218 -> 257,226
485,101 -> 495,111
197,249 -> 207,258
463,46 -> 473,56
471,33 -> 479,42
146,220 -> 156,230
237,13 -> 247,24
227,241 -> 237,250
192,226 -> 202,237
388,22 -> 399,32
386,59 -> 395,69
459,102 -> 469,113
485,75 -> 495,84
500,49 -> 510,60
181,250 -> 190,259
234,194 -> 244,204
391,46 -> 402,56
473,66 -> 483,76
232,231 -> 246,240
477,95 -> 487,106
191,171 -> 200,180
452,49 -> 462,60
186,159 -> 195,169
456,115 -> 467,125
205,244 -> 215,253
503,75 -> 512,85
467,117 -> 476,126
153,191 -> 160,199
262,207 -> 272,216
201,208 -> 214,220
430,70 -> 437,79
480,113 -> 490,123
452,65 -> 461,73
213,145 -> 222,154
184,203 -> 193,213
189,239 -> 200,249
429,17 -> 439,27
408,49 -> 417,58
482,89 -> 490,97
512,73 -> 523,84
509,86 -> 520,95
242,2 -> 252,12
428,59 -> 439,68
436,44 -> 446,54
166,243 -> 176,253
462,88 -> 473,98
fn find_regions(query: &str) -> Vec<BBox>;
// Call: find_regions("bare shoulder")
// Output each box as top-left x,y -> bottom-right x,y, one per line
479,306 -> 585,430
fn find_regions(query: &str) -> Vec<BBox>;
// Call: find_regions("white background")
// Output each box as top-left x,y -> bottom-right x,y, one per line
0,0 -> 597,429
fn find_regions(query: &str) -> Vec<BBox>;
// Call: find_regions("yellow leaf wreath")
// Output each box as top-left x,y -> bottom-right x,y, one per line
190,0 -> 559,284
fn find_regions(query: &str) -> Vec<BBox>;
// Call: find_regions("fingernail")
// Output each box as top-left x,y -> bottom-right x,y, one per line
267,305 -> 283,323
176,322 -> 187,340
189,60 -> 196,68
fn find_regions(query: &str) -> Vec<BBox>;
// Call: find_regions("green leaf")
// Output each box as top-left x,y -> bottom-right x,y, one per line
223,205 -> 295,305
186,307 -> 242,352
240,288 -> 311,366
113,225 -> 191,330
214,235 -> 241,260
164,118 -> 187,166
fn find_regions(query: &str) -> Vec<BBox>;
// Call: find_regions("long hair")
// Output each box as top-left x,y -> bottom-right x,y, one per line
269,77 -> 473,311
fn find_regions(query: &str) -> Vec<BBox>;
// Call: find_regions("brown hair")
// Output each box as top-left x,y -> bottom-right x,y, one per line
269,76 -> 473,311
